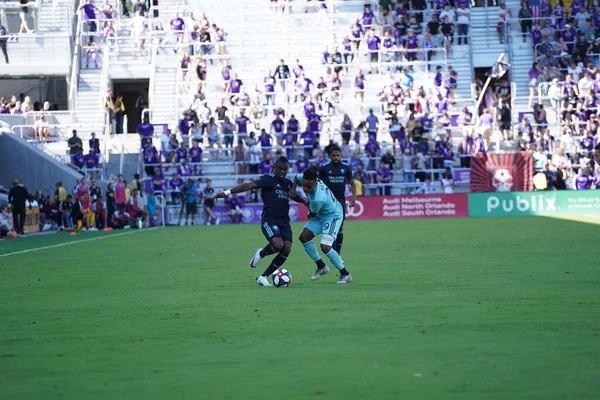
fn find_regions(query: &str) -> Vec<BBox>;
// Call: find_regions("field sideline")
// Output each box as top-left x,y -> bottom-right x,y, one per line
1,217 -> 599,399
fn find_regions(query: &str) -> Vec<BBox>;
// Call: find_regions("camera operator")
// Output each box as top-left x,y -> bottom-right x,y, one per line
8,179 -> 30,235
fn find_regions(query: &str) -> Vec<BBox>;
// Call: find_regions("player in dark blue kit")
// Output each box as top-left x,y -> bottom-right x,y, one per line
294,145 -> 356,255
210,157 -> 308,286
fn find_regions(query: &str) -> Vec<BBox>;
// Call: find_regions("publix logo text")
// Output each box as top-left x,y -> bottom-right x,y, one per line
487,194 -> 557,213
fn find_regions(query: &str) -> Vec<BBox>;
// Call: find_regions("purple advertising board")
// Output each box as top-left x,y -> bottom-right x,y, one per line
453,169 -> 470,183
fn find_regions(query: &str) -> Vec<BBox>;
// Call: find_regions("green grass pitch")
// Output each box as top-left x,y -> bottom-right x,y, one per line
1,217 -> 599,399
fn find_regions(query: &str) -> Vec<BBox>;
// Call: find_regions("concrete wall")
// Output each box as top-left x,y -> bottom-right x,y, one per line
0,132 -> 82,195
0,78 -> 47,102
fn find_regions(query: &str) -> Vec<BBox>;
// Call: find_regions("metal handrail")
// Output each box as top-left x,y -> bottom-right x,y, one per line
148,40 -> 158,107
99,46 -> 110,109
68,8 -> 84,110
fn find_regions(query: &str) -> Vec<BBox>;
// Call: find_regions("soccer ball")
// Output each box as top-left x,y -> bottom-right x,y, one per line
271,268 -> 292,288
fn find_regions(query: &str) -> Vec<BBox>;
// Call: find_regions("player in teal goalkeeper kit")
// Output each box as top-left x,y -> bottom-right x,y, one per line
290,168 -> 352,283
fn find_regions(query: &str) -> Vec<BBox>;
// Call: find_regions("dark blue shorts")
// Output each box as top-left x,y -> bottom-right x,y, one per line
261,220 -> 293,243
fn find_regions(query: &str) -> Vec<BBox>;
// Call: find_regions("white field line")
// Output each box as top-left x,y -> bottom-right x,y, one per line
0,227 -> 160,258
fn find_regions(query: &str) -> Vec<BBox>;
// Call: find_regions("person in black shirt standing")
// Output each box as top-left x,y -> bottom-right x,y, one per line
0,22 -> 9,64
8,179 -> 30,235
210,157 -> 308,286
316,146 -> 356,255
105,182 -> 115,224
203,179 -> 218,225
274,59 -> 291,99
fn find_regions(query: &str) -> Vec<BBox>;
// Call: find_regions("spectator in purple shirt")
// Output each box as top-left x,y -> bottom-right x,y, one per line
78,0 -> 98,37
575,168 -> 591,189
348,153 -> 364,173
292,59 -> 304,82
137,116 -> 154,146
307,111 -> 322,135
579,130 -> 596,155
152,172 -> 166,194
169,174 -> 184,203
366,109 -> 379,139
142,142 -> 159,176
295,73 -> 313,102
254,130 -> 269,155
227,73 -> 243,95
366,29 -> 381,73
361,6 -> 377,27
376,162 -> 393,195
270,115 -> 284,146
235,110 -> 250,139
351,19 -> 363,50
530,23 -> 542,47
295,153 -> 309,172
365,137 -> 380,170
263,69 -> 276,115
72,149 -> 86,169
300,130 -> 316,159
84,151 -> 99,175
175,142 -> 188,163
170,12 -> 185,38
226,194 -> 244,224
259,153 -> 273,174
283,130 -> 297,160
178,160 -> 192,177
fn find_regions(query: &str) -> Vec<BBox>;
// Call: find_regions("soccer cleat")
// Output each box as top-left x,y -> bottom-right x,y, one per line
336,274 -> 353,284
310,265 -> 330,281
249,248 -> 262,270
256,275 -> 272,287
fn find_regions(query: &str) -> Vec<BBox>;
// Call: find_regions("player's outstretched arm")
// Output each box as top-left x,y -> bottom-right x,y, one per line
211,182 -> 258,200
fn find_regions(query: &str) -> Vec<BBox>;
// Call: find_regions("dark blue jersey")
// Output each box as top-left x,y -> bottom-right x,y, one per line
254,173 -> 293,225
318,161 -> 353,204
203,187 -> 215,207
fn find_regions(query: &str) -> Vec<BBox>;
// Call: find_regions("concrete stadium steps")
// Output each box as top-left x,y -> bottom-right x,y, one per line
1,9 -> 34,34
36,1 -> 73,33
150,63 -> 179,126
469,7 -> 507,67
0,34 -> 70,69
504,0 -> 534,105
73,68 -> 105,135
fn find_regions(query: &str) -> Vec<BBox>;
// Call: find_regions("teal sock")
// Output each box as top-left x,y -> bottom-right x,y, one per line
302,241 -> 321,262
325,248 -> 345,271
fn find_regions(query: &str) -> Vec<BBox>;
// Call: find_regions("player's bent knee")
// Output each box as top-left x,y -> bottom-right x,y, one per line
320,244 -> 332,254
299,231 -> 312,244
271,238 -> 284,252
281,241 -> 292,255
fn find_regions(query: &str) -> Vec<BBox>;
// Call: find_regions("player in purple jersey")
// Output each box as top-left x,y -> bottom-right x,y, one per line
209,157 -> 308,287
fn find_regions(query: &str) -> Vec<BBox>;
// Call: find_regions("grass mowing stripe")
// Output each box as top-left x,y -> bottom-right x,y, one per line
0,228 -> 159,258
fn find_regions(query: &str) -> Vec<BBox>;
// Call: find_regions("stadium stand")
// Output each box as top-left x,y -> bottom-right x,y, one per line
1,0 -> 599,234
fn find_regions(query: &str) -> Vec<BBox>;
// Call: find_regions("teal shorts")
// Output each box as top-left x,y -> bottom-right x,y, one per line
304,213 -> 343,245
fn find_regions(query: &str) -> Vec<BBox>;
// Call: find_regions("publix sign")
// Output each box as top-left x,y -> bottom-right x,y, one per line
469,191 -> 600,217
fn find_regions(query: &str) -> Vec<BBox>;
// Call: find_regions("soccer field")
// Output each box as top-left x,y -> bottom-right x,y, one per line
1,217 -> 599,399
